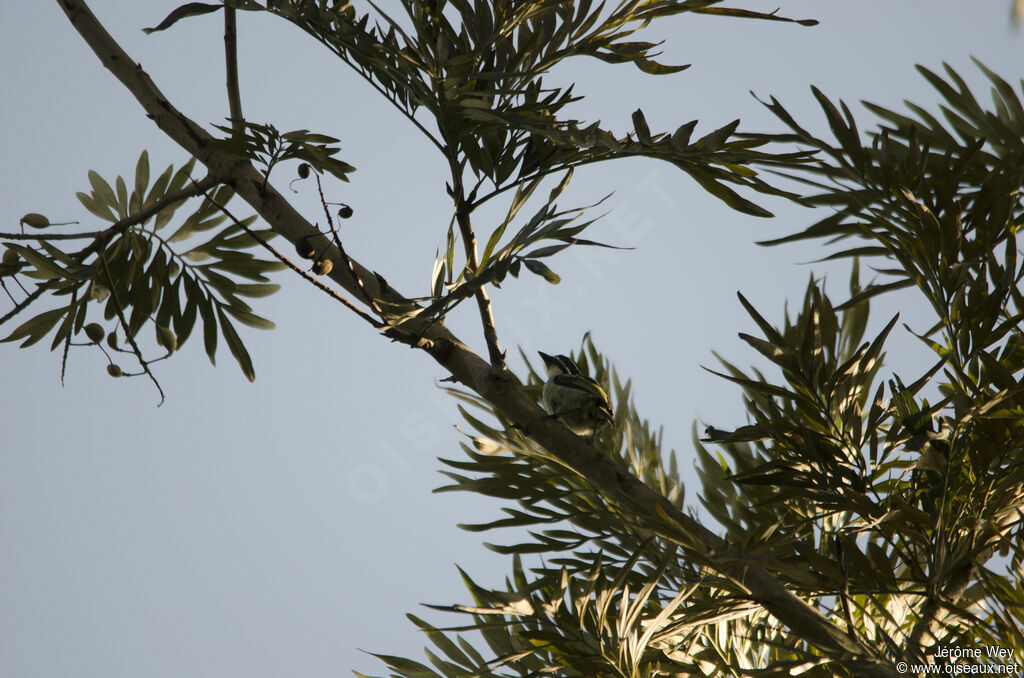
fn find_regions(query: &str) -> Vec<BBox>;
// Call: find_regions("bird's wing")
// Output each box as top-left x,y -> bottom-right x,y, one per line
552,374 -> 612,405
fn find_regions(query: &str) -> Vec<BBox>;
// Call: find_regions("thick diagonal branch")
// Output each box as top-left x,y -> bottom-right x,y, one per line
56,0 -> 403,316
56,2 -> 896,674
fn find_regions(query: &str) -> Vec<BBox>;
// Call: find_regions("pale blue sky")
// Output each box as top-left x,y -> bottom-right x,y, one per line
1,2 -> 1020,676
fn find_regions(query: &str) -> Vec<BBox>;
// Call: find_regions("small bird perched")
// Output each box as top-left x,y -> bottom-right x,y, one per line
539,352 -> 615,438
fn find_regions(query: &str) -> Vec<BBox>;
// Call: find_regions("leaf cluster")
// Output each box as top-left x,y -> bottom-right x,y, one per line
423,169 -> 625,317
360,338 -> 832,677
212,120 -> 356,183
196,0 -> 823,331
28,2 -> 1024,674
258,0 -> 815,214
700,61 -> 1024,664
367,62 -> 1024,677
1,152 -> 283,389
140,0 -> 823,336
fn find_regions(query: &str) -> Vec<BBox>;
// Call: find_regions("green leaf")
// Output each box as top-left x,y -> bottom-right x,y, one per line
232,283 -> 281,298
523,259 -> 561,284
2,305 -> 72,348
371,653 -> 440,677
547,167 -> 574,205
38,241 -> 79,268
686,167 -> 773,217
482,175 -> 543,266
145,164 -> 174,210
167,157 -> 198,195
114,175 -> 129,220
222,304 -> 275,330
88,170 -> 118,213
7,244 -> 68,280
430,253 -> 445,299
695,119 -> 740,153
76,191 -> 117,223
143,2 -> 222,34
199,294 -> 218,365
218,225 -> 273,249
693,6 -> 818,26
407,615 -> 475,671
51,302 -> 78,352
632,109 -> 652,144
634,58 -> 690,75
670,120 -> 697,151
216,307 -> 255,381
134,150 -> 150,208
525,243 -> 571,259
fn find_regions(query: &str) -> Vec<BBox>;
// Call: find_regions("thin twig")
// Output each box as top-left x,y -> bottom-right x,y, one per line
194,179 -> 385,330
450,162 -> 504,368
0,279 -> 15,305
313,173 -> 385,317
0,232 -> 101,241
433,73 -> 503,366
12,274 -> 29,297
100,254 -> 166,406
0,285 -> 45,326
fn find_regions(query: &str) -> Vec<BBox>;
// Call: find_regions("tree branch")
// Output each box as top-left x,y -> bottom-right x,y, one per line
907,550 -> 978,657
224,6 -> 243,135
55,2 -> 897,673
313,174 -> 385,318
0,285 -> 45,326
55,0 -> 407,319
196,179 -> 384,330
0,232 -> 99,241
455,191 -> 504,368
445,134 -> 503,366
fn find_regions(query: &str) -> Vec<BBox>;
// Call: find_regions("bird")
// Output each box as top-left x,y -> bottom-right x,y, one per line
538,352 -> 615,438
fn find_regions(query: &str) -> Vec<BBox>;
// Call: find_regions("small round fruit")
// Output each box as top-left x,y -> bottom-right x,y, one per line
107,364 -> 124,378
156,326 -> 177,353
84,323 -> 105,343
295,238 -> 318,260
89,284 -> 110,302
312,258 -> 334,276
2,249 -> 19,265
298,163 -> 311,179
337,204 -> 353,219
106,333 -> 119,349
20,213 -> 50,229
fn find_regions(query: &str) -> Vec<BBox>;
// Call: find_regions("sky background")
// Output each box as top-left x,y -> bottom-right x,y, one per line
1,1 -> 1021,676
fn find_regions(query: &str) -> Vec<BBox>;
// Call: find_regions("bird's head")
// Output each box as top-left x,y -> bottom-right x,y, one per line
539,352 -> 581,378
